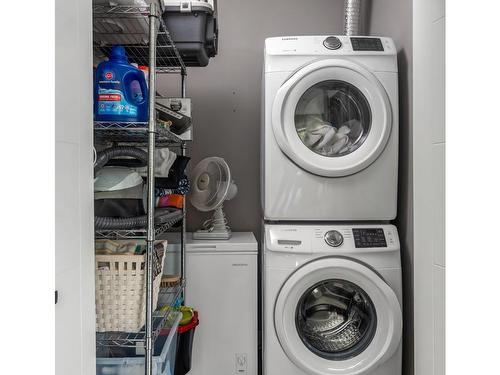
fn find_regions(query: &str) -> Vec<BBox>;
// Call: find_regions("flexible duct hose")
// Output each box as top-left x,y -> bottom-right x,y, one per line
94,146 -> 148,174
95,208 -> 182,230
344,0 -> 362,36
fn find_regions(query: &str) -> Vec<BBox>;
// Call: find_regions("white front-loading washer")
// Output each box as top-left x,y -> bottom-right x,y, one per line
262,35 -> 399,221
263,223 -> 402,375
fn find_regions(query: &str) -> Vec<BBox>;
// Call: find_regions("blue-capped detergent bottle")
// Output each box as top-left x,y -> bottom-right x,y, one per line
94,46 -> 149,123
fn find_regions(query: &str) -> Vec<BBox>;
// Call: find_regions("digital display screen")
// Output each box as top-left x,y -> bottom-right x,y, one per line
352,228 -> 387,248
351,37 -> 384,51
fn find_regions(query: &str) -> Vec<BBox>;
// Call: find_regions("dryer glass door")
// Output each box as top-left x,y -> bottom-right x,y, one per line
295,81 -> 372,158
274,257 -> 402,375
272,59 -> 392,177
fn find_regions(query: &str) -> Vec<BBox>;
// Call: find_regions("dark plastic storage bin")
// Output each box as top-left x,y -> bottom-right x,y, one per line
162,1 -> 218,66
175,311 -> 199,375
159,310 -> 199,375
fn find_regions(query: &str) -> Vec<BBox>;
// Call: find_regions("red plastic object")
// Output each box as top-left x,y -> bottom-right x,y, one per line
160,311 -> 199,336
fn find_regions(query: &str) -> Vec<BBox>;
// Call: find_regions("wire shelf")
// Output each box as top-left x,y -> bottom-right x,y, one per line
92,2 -> 188,369
96,282 -> 184,350
94,121 -> 185,146
93,1 -> 186,74
95,210 -> 184,240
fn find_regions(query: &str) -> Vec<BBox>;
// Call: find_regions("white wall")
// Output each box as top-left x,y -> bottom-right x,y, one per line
55,0 -> 95,374
413,1 -> 445,374
366,1 -> 413,373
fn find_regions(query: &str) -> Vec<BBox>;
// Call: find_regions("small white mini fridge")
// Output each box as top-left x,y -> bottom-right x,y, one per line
185,232 -> 258,375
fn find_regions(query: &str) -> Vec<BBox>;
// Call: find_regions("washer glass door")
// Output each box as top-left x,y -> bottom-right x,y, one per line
296,279 -> 377,360
274,257 -> 402,375
272,59 -> 392,177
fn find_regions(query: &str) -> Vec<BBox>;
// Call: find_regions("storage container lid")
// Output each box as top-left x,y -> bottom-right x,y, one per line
186,232 -> 257,252
163,0 -> 215,13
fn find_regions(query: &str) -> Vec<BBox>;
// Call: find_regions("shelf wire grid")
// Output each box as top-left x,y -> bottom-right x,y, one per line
93,1 -> 186,74
96,281 -> 185,350
94,121 -> 185,146
95,209 -> 184,240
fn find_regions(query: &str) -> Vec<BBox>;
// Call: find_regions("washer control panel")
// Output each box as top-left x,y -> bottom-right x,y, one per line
265,225 -> 399,254
323,36 -> 342,50
324,230 -> 344,247
352,228 -> 387,248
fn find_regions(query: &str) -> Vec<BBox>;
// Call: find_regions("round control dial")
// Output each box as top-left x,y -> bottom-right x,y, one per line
323,36 -> 342,50
324,230 -> 344,247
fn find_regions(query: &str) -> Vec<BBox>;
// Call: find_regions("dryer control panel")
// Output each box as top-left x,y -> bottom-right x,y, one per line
350,37 -> 384,51
322,36 -> 385,52
265,35 -> 396,56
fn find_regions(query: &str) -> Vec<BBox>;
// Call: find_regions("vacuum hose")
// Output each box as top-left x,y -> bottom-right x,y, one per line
94,146 -> 148,174
95,208 -> 182,230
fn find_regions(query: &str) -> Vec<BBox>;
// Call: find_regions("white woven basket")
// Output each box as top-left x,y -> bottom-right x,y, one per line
95,241 -> 166,332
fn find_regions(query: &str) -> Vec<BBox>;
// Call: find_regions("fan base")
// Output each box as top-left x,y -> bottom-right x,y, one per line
193,228 -> 232,240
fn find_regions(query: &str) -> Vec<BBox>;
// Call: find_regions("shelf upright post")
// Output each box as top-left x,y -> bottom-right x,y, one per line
181,71 -> 187,98
145,3 -> 158,375
180,71 -> 187,296
180,142 -> 186,290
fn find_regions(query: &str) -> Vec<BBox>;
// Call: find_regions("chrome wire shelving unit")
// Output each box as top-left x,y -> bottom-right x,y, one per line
93,2 -> 188,374
93,2 -> 186,74
94,121 -> 185,146
95,282 -> 184,349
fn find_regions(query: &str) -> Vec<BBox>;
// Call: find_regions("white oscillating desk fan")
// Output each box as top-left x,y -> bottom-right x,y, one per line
189,157 -> 238,240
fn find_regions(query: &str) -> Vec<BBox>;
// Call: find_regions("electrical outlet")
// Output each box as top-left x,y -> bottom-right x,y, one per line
235,353 -> 247,374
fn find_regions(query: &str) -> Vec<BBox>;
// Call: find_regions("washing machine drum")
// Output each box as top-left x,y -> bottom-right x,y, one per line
274,258 -> 402,375
297,279 -> 377,359
272,59 -> 392,177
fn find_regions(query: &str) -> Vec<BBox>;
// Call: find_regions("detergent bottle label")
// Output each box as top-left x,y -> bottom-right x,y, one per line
97,88 -> 138,117
97,71 -> 137,117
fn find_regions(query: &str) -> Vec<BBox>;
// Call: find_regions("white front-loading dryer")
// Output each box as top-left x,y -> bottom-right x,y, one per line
262,36 -> 399,220
263,223 -> 402,375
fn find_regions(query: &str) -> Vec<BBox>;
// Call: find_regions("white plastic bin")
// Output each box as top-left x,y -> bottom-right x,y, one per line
96,312 -> 181,375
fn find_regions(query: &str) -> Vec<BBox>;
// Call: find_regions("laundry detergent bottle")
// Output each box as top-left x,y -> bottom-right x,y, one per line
94,45 -> 149,123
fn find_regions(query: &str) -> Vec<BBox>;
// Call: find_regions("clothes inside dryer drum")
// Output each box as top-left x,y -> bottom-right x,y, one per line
296,279 -> 377,360
294,80 -> 372,157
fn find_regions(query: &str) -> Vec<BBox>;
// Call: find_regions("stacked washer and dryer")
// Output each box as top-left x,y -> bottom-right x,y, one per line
261,31 -> 403,375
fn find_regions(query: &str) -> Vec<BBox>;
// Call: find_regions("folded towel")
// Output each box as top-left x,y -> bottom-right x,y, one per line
134,148 -> 177,177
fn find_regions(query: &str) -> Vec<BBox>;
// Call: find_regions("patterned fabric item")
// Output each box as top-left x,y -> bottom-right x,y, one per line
175,177 -> 190,195
155,176 -> 190,195
156,194 -> 184,209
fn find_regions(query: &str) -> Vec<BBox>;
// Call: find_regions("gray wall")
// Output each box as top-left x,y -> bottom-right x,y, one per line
159,0 -> 346,237
367,1 -> 413,374
159,0 -> 415,373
